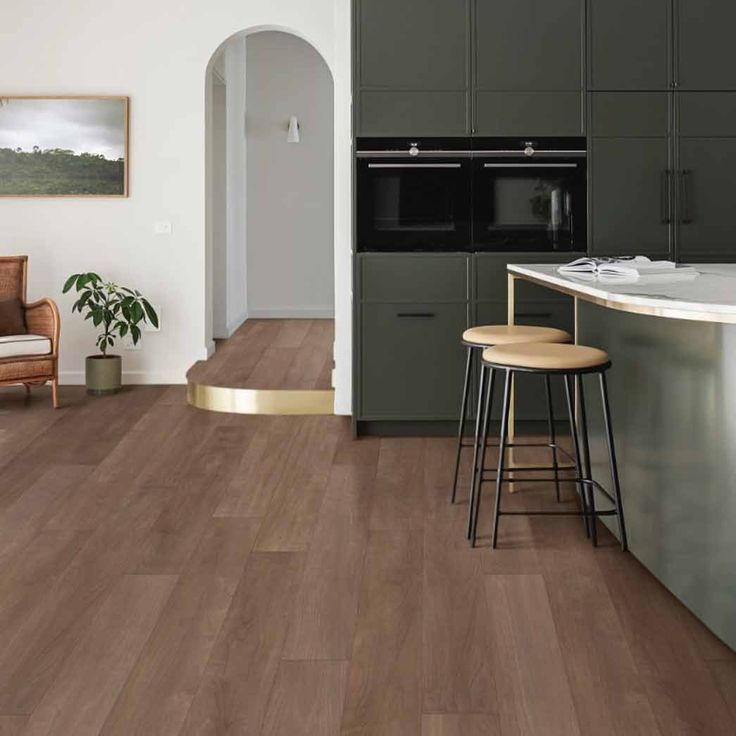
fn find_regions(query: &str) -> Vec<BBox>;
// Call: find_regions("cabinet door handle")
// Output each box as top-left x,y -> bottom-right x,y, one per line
661,170 -> 672,224
515,311 -> 553,319
396,312 -> 436,319
681,169 -> 694,224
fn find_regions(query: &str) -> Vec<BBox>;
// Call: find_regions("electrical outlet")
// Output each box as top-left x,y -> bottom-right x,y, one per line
145,304 -> 161,332
154,221 -> 172,235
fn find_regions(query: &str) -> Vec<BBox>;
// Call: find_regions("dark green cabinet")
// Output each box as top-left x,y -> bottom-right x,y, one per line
473,0 -> 584,136
590,138 -> 672,257
355,0 -> 470,136
677,0 -> 736,90
357,254 -> 469,421
360,303 -> 468,419
677,138 -> 736,260
588,0 -> 671,90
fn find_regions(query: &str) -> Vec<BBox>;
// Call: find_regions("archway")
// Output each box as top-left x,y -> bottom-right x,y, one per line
194,26 -> 338,414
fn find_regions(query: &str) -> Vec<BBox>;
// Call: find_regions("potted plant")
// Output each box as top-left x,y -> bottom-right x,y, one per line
63,272 -> 159,395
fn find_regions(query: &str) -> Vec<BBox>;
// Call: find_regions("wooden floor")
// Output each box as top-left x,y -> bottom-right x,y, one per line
187,319 -> 334,390
0,384 -> 735,735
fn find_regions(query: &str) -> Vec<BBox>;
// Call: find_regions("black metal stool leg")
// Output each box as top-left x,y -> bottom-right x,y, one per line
599,372 -> 629,551
466,364 -> 488,539
451,346 -> 474,504
576,374 -> 598,547
470,367 -> 495,547
545,374 -> 561,503
491,370 -> 513,549
564,373 -> 591,538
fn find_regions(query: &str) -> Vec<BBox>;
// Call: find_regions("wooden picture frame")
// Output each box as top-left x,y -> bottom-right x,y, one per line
0,96 -> 129,197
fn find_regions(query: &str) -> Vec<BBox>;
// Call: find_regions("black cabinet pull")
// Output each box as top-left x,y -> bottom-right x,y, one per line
681,169 -> 694,224
661,170 -> 672,224
515,312 -> 553,319
396,312 -> 436,319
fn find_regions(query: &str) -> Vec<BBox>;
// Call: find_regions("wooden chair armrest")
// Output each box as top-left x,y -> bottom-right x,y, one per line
24,298 -> 61,352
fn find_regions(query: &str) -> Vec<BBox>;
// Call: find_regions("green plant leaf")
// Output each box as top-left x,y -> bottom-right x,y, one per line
131,324 -> 141,344
63,274 -> 80,293
142,300 -> 159,328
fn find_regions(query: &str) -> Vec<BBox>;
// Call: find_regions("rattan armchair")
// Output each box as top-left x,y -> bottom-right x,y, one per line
0,256 -> 60,407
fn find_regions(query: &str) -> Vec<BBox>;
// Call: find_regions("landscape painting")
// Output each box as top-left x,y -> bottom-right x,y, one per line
0,96 -> 128,196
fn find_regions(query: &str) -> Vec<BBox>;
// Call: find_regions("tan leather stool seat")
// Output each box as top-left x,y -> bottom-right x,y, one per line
462,324 -> 571,347
482,342 -> 609,371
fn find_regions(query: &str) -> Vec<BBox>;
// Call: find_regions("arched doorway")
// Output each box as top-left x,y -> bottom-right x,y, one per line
193,27 -> 337,415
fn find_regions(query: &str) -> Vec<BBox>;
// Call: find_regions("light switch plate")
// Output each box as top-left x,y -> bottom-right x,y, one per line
154,221 -> 172,235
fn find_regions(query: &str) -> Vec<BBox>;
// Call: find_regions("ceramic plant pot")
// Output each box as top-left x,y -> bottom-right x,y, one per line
85,355 -> 122,395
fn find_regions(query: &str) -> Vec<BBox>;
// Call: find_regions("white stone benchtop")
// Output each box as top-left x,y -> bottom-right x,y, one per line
507,263 -> 736,323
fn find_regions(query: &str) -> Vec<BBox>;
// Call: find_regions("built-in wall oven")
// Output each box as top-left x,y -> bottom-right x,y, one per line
356,137 -> 587,252
356,138 -> 471,252
472,138 -> 586,252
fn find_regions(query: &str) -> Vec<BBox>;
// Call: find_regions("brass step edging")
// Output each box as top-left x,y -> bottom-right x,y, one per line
187,383 -> 335,416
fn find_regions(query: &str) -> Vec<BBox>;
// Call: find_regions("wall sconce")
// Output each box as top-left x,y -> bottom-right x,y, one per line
287,115 -> 300,144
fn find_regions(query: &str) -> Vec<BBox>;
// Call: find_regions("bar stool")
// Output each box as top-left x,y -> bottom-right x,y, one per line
451,325 -> 573,538
473,342 -> 628,551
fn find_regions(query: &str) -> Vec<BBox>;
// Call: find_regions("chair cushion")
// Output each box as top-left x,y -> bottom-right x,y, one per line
463,324 -> 571,347
482,342 -> 609,371
0,334 -> 52,359
0,298 -> 27,337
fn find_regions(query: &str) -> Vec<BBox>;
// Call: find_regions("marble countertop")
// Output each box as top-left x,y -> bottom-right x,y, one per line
508,263 -> 736,323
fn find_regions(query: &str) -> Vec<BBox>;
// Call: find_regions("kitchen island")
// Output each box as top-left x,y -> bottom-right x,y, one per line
508,263 -> 736,652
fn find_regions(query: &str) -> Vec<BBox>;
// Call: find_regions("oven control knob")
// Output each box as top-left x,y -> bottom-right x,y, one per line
524,145 -> 535,157
409,145 -> 420,157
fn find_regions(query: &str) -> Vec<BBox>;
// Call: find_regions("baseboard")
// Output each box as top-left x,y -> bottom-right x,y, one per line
205,339 -> 216,358
59,370 -> 187,386
247,306 -> 335,319
222,310 -> 249,339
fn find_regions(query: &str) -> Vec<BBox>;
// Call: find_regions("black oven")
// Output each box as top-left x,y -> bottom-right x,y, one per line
472,138 -> 587,252
356,138 -> 471,252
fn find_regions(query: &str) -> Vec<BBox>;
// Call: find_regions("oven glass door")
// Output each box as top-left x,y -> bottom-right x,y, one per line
472,160 -> 586,251
357,159 -> 471,251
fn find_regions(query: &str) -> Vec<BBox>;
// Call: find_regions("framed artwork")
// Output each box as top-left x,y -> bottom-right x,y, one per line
0,96 -> 128,197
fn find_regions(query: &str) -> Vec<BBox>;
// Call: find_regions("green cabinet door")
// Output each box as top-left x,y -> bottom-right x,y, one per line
356,0 -> 470,136
474,0 -> 583,91
590,138 -> 672,257
360,302 -> 469,420
677,139 -> 736,261
473,0 -> 583,135
588,0 -> 671,90
677,0 -> 736,90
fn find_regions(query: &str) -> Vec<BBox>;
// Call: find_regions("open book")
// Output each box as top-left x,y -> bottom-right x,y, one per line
558,256 -> 698,283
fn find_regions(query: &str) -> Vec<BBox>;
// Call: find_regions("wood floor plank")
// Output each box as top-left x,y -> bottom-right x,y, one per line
0,716 -> 27,735
0,516 -> 155,714
369,438 -> 426,532
99,518 -> 261,736
281,459 -> 376,660
421,714 -> 501,736
341,530 -> 423,736
261,661 -> 348,736
22,574 -> 176,736
102,519 -> 257,736
254,416 -> 342,552
597,549 -> 736,735
710,660 -> 736,722
135,425 -> 256,574
179,552 -> 303,736
271,319 -> 313,349
483,574 -> 581,736
214,416 -> 298,519
0,530 -> 90,668
422,514 -> 496,715
0,464 -> 92,563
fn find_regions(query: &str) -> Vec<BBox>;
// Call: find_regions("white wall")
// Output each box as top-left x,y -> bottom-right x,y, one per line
0,0 -> 352,414
223,37 -> 249,336
246,32 -> 334,318
211,75 -> 228,339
